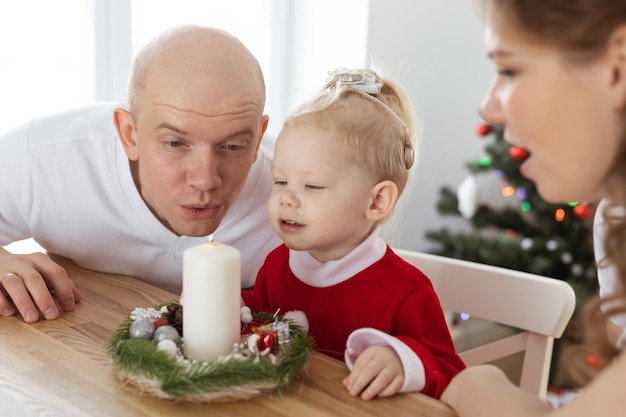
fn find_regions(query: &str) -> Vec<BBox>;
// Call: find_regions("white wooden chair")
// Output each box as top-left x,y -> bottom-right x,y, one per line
394,249 -> 576,398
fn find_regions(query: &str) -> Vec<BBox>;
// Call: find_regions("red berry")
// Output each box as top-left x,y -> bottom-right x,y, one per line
259,331 -> 278,353
153,318 -> 169,328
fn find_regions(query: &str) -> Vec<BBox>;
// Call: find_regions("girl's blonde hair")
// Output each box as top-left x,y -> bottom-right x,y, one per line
283,75 -> 419,198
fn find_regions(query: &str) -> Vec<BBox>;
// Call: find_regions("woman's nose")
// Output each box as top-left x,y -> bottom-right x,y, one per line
479,79 -> 504,125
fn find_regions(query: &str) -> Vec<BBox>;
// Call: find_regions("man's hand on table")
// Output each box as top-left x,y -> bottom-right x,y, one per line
0,249 -> 81,322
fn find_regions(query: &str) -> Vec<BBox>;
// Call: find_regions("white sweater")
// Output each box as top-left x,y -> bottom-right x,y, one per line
0,102 -> 281,293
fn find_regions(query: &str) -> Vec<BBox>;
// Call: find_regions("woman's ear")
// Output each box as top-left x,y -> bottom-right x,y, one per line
607,25 -> 626,110
366,180 -> 399,222
113,107 -> 139,161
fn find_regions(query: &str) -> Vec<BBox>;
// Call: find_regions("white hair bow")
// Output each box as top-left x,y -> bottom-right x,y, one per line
325,67 -> 383,94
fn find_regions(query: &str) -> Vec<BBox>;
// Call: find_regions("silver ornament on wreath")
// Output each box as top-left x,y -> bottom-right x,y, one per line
153,325 -> 182,344
129,318 -> 155,340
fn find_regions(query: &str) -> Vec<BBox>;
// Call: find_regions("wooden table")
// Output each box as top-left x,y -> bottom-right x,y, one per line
0,255 -> 458,417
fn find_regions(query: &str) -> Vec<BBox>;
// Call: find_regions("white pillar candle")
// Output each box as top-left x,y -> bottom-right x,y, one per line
183,236 -> 241,363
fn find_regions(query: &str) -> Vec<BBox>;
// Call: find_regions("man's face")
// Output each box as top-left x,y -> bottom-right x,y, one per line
118,29 -> 269,237
130,100 -> 266,237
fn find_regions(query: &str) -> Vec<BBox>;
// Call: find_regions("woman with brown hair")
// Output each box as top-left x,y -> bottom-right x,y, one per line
441,1 -> 626,415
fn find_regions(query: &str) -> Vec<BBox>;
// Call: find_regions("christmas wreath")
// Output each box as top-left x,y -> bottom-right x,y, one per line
107,302 -> 315,403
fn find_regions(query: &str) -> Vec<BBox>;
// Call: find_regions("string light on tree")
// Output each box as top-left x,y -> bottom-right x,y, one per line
555,208 -> 566,222
510,146 -> 529,161
478,156 -> 491,167
546,240 -> 559,252
502,186 -> 515,197
571,264 -> 583,276
561,252 -> 573,264
573,203 -> 594,220
476,123 -> 492,136
520,237 -> 533,251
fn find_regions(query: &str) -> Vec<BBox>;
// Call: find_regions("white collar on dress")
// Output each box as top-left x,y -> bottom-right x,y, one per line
289,227 -> 387,288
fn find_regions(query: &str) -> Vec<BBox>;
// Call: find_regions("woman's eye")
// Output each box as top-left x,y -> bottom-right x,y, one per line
497,68 -> 516,77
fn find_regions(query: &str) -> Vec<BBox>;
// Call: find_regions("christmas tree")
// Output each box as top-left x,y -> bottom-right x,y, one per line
425,123 -> 599,387
426,123 -> 598,302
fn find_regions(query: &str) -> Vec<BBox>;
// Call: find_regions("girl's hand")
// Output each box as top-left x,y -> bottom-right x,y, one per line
342,345 -> 404,401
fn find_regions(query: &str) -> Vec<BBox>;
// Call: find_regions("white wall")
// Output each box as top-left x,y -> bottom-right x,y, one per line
367,0 -> 493,251
266,0 -> 370,135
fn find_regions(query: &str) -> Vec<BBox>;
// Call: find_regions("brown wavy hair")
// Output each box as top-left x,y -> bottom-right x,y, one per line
479,0 -> 626,363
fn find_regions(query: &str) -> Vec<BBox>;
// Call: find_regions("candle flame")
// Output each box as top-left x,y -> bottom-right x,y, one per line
208,235 -> 214,243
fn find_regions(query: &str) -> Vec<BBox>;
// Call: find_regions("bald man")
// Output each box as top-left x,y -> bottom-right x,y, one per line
0,25 -> 281,323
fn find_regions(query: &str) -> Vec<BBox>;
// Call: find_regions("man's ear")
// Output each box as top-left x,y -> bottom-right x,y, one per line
607,25 -> 626,110
366,180 -> 399,222
253,114 -> 270,162
113,107 -> 139,161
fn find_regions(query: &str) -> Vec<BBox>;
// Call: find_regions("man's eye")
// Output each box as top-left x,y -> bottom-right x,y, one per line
166,140 -> 184,148
225,143 -> 242,151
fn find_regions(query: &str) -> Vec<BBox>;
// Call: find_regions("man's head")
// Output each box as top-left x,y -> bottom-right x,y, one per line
114,25 -> 269,237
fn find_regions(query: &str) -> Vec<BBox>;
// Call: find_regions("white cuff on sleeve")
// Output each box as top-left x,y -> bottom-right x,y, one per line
344,327 -> 425,393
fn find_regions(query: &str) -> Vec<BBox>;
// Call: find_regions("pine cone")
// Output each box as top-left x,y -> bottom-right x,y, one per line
163,302 -> 183,336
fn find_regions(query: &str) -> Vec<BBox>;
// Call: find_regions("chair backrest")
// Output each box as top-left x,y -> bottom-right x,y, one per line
393,248 -> 576,398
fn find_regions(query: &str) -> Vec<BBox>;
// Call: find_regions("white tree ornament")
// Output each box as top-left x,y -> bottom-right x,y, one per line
457,175 -> 479,219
